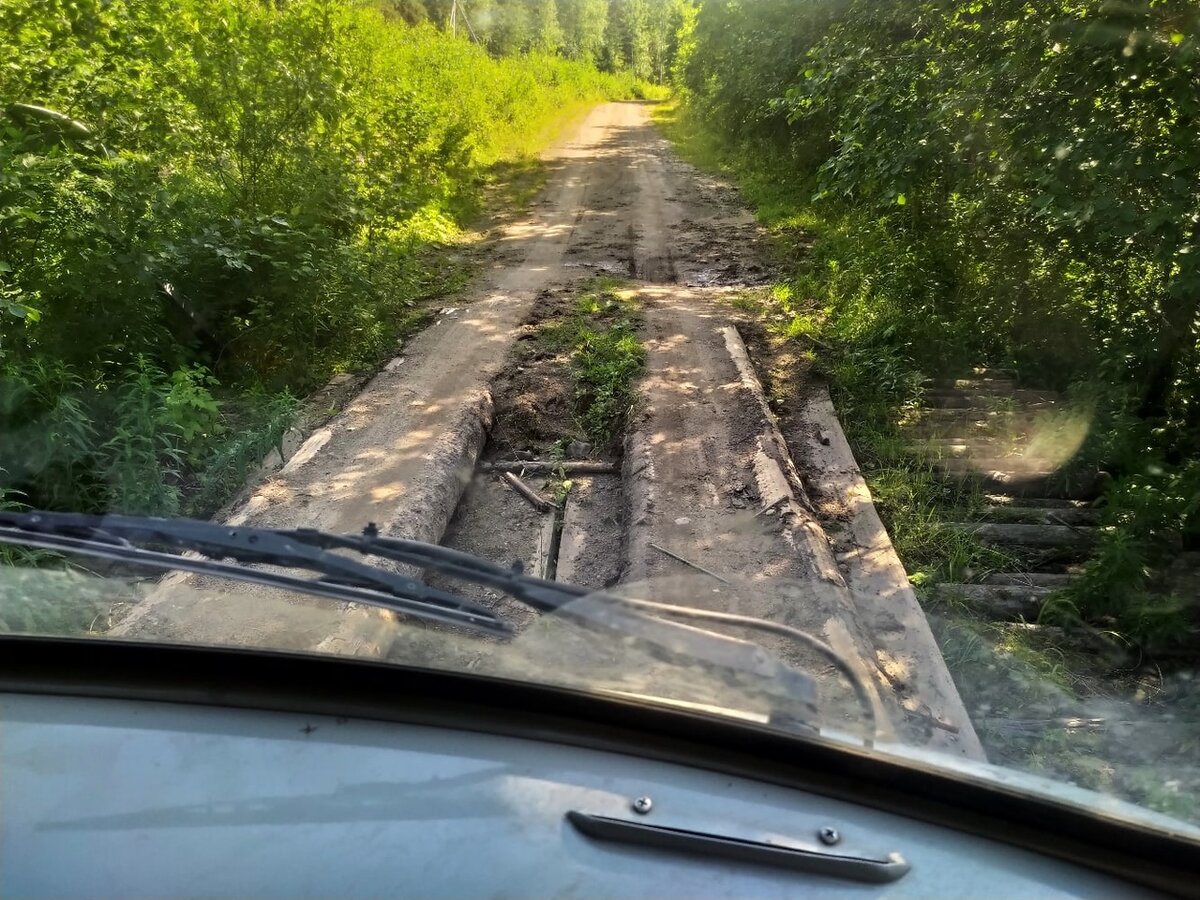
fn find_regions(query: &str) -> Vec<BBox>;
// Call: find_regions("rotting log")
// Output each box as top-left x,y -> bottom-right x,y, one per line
799,384 -> 987,760
932,583 -> 1054,620
970,505 -> 1102,527
933,463 -> 1101,500
484,460 -> 618,475
982,572 -> 1076,588
947,522 -> 1100,550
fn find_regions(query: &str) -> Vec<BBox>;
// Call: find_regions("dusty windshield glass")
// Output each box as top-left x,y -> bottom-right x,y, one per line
2,0 -> 1198,837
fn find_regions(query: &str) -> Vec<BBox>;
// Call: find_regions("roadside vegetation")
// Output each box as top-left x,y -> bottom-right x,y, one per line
665,0 -> 1200,814
668,0 -> 1200,648
0,0 -> 679,520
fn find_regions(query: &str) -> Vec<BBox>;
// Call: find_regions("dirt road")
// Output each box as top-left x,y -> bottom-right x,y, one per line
115,102 -> 981,758
116,103 -> 641,650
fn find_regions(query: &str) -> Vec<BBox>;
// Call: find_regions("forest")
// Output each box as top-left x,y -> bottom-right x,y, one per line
0,0 -> 678,520
4,0 -> 1200,649
674,0 -> 1200,644
379,0 -> 685,80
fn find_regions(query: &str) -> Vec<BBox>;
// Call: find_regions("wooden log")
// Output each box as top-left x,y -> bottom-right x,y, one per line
933,463 -> 1100,500
920,402 -> 1059,421
936,456 -> 1066,476
982,495 -> 1089,509
911,436 -> 1012,458
971,505 -> 1102,526
925,389 -> 1058,409
499,471 -> 556,512
800,384 -> 987,760
946,522 -> 1100,550
982,572 -> 1076,588
484,460 -> 618,475
931,376 -> 1016,392
932,583 -> 1053,620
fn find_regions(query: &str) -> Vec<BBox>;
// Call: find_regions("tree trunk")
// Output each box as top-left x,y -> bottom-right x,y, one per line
1139,285 -> 1199,420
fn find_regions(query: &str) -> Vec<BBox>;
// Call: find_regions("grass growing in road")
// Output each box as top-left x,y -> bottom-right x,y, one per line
539,277 -> 646,449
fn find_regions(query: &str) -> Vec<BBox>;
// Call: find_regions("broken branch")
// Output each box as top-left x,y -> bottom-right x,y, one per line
650,542 -> 730,584
500,471 -> 556,512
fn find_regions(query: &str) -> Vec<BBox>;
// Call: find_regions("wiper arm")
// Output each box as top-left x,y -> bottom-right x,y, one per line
0,511 -> 581,636
0,511 -> 875,741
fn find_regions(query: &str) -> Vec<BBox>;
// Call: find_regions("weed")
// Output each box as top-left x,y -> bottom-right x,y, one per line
186,388 -> 299,518
869,466 -> 1018,585
532,278 -> 645,450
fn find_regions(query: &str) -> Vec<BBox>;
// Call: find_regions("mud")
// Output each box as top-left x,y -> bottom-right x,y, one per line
424,283 -> 628,624
487,291 -> 579,454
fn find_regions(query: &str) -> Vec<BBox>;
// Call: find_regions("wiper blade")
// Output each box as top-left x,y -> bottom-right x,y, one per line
0,511 -> 586,636
0,512 -> 875,741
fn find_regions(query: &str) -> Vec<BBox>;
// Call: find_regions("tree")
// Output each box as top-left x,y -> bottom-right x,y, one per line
560,0 -> 608,62
646,0 -> 683,83
489,0 -> 533,54
532,0 -> 563,53
597,2 -> 624,70
373,0 -> 429,25
616,0 -> 652,80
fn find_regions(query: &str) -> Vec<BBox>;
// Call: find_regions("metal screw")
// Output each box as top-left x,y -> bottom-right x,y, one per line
631,796 -> 654,815
818,826 -> 840,846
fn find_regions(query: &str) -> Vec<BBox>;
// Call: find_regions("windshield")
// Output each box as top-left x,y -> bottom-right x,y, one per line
3,0 -> 1199,846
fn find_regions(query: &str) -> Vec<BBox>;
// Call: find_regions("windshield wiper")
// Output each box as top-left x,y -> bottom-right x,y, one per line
0,511 -> 586,636
0,511 -> 875,742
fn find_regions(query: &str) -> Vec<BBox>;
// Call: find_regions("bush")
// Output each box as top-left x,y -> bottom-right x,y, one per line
0,0 -> 651,515
0,356 -> 239,515
676,0 -> 1200,643
679,0 -> 1200,387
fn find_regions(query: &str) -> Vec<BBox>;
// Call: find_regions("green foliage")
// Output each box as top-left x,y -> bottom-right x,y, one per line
676,0 -> 1200,645
538,278 -> 645,446
1054,462 -> 1200,644
161,366 -> 221,450
0,354 -> 295,517
679,0 -> 1200,396
927,607 -> 1200,820
560,0 -> 611,62
408,0 -> 683,75
0,0 -> 654,517
868,466 -> 1018,586
573,316 -> 644,446
186,388 -> 300,518
102,359 -> 186,516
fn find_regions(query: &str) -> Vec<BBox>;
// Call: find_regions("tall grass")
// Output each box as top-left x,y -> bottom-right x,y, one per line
0,0 -> 653,517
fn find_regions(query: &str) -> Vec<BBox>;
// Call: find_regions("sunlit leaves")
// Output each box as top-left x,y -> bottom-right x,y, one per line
0,0 -> 652,514
679,0 -> 1200,642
